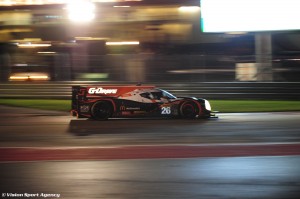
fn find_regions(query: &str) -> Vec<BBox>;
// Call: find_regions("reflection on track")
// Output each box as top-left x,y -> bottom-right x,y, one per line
0,106 -> 300,147
67,112 -> 300,146
68,118 -> 211,136
1,157 -> 300,199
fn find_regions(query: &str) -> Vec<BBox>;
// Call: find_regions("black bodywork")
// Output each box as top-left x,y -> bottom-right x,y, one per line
71,85 -> 216,120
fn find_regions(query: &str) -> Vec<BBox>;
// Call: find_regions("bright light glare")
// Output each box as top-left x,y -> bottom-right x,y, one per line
9,75 -> 49,80
9,76 -> 29,80
37,52 -> 56,54
106,41 -> 140,45
201,0 -> 300,32
1,0 -> 16,6
67,0 -> 95,23
29,75 -> 49,79
17,43 -> 51,48
179,6 -> 200,13
114,6 -> 130,8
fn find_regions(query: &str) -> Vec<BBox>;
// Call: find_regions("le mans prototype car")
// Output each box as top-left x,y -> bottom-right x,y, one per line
71,85 -> 216,120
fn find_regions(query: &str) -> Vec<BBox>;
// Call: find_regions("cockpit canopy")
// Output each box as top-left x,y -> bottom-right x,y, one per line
140,89 -> 177,100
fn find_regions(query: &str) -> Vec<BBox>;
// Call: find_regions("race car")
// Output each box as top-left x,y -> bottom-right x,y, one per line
71,84 -> 217,120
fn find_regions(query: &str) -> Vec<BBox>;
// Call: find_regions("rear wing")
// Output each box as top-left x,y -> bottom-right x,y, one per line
71,86 -> 87,112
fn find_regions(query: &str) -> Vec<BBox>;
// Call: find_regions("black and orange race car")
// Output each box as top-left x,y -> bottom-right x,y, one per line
71,85 -> 217,120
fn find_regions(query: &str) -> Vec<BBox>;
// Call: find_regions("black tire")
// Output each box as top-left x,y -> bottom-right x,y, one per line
180,101 -> 199,119
91,101 -> 113,120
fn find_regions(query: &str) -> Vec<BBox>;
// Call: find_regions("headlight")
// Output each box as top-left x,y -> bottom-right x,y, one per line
204,100 -> 211,111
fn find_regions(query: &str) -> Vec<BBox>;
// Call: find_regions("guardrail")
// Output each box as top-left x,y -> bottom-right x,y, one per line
0,82 -> 300,100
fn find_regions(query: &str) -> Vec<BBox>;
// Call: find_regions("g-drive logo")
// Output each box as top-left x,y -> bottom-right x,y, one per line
88,87 -> 118,94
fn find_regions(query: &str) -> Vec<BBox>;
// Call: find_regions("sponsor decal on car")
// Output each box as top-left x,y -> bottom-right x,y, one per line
120,106 -> 126,111
80,105 -> 90,112
125,107 -> 141,111
120,106 -> 140,111
88,87 -> 118,94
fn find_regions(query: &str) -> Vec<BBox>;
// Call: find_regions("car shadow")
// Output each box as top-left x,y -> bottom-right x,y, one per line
68,117 -> 212,136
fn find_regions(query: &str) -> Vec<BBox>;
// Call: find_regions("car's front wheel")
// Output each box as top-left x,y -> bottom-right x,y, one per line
180,101 -> 199,119
91,101 -> 113,120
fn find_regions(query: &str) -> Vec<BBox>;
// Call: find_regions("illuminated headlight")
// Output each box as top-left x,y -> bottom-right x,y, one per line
204,100 -> 211,111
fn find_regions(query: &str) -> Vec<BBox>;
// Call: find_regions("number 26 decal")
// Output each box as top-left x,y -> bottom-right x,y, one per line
161,107 -> 171,114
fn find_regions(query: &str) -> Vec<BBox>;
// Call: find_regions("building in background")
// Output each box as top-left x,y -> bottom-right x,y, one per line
0,0 -> 299,82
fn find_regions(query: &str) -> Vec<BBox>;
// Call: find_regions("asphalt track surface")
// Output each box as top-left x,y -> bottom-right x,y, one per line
1,106 -> 300,198
1,157 -> 300,199
0,105 -> 300,160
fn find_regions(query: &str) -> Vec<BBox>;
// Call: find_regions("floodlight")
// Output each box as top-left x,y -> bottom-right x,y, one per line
67,0 -> 96,23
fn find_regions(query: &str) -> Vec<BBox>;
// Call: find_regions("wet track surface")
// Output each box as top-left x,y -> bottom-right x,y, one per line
0,106 -> 299,147
0,105 -> 300,198
1,157 -> 300,199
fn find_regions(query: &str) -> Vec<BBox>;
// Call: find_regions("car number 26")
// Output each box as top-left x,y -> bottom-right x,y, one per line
161,106 -> 171,114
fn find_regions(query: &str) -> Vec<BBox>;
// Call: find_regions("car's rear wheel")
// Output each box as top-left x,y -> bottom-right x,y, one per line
91,101 -> 113,120
180,101 -> 199,119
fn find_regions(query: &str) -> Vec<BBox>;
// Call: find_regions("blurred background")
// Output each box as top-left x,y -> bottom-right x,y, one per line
0,0 -> 300,83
